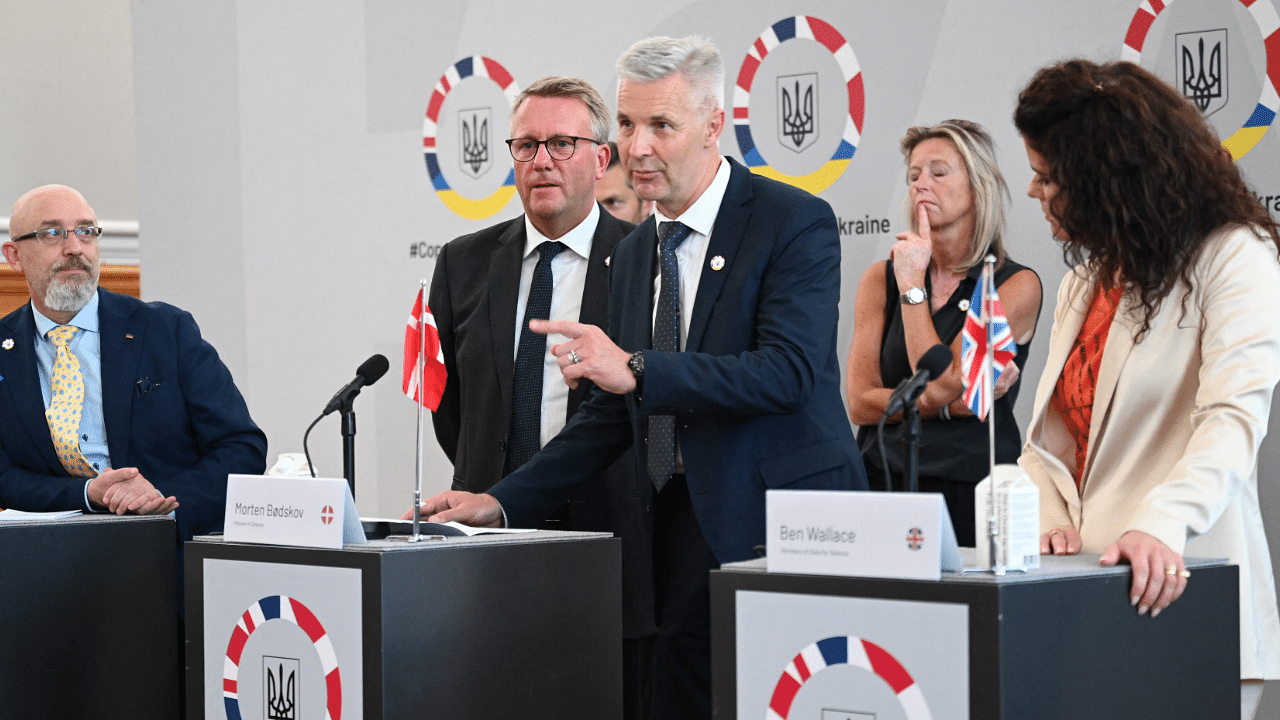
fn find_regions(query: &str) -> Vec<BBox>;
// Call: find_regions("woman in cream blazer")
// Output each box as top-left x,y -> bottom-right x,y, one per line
1015,59 -> 1280,716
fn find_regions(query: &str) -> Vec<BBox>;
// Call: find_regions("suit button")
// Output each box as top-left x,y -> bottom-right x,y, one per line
499,440 -> 507,450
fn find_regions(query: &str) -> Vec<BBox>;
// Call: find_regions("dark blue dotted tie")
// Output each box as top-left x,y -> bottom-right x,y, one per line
506,241 -> 566,475
649,221 -> 692,489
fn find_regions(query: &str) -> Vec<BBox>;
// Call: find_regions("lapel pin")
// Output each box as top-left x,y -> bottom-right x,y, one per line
710,256 -> 725,271
2,339 -> 12,350
605,256 -> 611,267
125,334 -> 134,340
958,299 -> 970,312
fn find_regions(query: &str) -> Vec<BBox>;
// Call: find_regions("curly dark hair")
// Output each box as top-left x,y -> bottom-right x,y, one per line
1014,59 -> 1280,338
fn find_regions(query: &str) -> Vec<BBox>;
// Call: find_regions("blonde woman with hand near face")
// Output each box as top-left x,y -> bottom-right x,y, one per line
847,120 -> 1042,547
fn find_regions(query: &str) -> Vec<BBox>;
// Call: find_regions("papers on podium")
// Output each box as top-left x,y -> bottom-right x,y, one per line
0,508 -> 82,521
766,490 -> 963,580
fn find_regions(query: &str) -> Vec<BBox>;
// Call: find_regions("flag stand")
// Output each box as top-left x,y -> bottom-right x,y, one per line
981,255 -> 1003,575
389,278 -> 430,544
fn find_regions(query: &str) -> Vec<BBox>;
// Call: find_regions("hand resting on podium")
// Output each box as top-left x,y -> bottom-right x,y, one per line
1043,526 -> 1188,619
402,491 -> 503,528
89,467 -> 179,516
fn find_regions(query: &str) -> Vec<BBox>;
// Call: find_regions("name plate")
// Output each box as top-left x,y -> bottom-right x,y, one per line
224,475 -> 348,549
766,490 -> 961,580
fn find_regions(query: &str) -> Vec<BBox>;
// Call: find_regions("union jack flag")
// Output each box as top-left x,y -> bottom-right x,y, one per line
961,276 -> 1017,420
403,288 -> 448,411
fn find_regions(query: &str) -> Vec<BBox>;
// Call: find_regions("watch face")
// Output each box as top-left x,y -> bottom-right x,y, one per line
903,287 -> 926,304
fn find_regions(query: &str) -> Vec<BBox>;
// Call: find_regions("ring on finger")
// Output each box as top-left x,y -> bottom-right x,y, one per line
568,349 -> 581,365
1179,570 -> 1192,579
1164,564 -> 1178,576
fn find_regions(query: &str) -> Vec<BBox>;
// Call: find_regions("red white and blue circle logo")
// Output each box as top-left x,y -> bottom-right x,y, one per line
734,16 -> 865,194
223,595 -> 342,720
1123,0 -> 1280,159
766,635 -> 931,719
423,56 -> 520,219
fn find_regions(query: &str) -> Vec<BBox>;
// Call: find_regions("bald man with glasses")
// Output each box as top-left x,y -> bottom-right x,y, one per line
0,184 -> 266,543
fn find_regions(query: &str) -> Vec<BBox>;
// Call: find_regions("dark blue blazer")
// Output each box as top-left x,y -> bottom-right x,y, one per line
490,158 -> 867,564
0,289 -> 267,541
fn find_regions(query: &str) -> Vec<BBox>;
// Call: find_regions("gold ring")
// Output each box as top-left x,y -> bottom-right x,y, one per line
1179,570 -> 1192,579
1164,564 -> 1178,576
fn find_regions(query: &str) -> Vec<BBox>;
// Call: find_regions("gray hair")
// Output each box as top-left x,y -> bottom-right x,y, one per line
616,36 -> 723,116
510,76 -> 611,143
900,119 -> 1011,270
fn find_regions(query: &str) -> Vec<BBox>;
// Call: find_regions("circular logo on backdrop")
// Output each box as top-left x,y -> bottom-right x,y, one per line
1122,0 -> 1280,159
734,16 -> 865,194
766,635 -> 931,719
423,56 -> 520,219
223,595 -> 342,720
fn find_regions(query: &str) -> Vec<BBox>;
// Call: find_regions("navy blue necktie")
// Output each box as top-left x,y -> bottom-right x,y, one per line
506,241 -> 566,475
649,221 -> 692,489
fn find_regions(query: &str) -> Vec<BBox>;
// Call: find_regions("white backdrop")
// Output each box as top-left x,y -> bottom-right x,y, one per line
129,0 -> 1280,526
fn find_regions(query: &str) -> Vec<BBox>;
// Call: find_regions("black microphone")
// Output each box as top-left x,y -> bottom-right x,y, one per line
883,344 -> 952,417
322,354 -> 390,416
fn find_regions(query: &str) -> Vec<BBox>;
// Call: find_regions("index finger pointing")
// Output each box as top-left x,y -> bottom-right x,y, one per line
531,319 -> 585,338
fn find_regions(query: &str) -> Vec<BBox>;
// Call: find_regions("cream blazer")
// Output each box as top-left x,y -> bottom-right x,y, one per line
1019,225 -> 1280,679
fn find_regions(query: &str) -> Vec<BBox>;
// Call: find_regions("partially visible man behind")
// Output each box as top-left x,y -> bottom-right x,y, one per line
596,140 -> 653,224
0,184 -> 267,542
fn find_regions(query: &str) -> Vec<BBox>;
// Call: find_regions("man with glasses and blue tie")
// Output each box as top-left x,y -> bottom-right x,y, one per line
421,76 -> 652,719
0,184 -> 266,544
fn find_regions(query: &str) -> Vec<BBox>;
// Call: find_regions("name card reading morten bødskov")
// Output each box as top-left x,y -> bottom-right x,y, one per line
766,490 -> 962,580
224,474 -> 348,549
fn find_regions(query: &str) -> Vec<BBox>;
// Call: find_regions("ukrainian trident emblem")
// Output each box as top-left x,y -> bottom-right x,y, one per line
1177,29 -> 1228,117
777,72 -> 818,153
458,107 -> 492,179
264,656 -> 298,719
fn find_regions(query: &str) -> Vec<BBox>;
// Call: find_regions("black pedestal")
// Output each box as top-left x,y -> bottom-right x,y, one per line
711,553 -> 1238,719
1,514 -> 179,719
186,531 -> 621,719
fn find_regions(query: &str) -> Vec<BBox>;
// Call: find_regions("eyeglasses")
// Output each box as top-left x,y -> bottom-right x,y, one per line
12,227 -> 103,246
506,136 -> 596,162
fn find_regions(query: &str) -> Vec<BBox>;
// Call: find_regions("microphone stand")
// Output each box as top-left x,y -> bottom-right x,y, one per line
340,402 -> 357,499
902,400 -> 922,494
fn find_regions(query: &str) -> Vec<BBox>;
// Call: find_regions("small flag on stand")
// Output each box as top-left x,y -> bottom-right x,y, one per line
961,276 -> 1017,420
403,288 -> 447,411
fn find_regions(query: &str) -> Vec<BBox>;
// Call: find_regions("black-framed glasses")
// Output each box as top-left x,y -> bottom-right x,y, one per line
12,227 -> 103,246
506,136 -> 596,162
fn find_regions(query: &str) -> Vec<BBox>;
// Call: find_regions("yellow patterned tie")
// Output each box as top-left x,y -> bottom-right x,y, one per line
46,325 -> 96,478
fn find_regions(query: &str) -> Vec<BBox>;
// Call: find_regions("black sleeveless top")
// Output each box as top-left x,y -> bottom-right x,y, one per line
856,257 -> 1037,484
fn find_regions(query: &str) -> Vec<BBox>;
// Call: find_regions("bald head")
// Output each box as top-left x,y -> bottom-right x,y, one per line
3,184 -> 101,324
9,185 -> 95,240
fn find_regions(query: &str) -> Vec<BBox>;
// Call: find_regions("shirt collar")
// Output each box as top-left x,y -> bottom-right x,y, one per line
32,290 -> 100,339
522,202 -> 600,260
654,156 -> 731,237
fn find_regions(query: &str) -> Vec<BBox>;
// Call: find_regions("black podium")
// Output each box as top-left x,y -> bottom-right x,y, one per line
0,514 -> 179,719
711,553 -> 1238,719
186,530 -> 621,719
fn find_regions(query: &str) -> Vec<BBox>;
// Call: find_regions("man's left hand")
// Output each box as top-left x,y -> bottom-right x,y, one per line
533,319 -> 636,394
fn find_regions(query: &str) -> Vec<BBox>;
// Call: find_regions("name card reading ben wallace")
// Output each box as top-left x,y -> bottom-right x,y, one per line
766,490 -> 962,580
224,474 -> 348,549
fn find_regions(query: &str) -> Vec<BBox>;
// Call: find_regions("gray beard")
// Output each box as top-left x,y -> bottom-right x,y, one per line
44,273 -> 98,314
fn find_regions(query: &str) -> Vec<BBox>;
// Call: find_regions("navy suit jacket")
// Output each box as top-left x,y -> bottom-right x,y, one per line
0,289 -> 267,541
430,206 -> 632,493
490,158 -> 868,564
